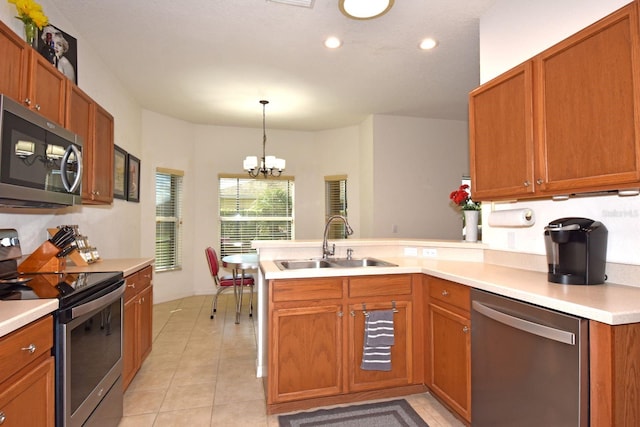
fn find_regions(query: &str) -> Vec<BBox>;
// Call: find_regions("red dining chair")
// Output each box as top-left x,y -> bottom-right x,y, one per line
205,247 -> 255,319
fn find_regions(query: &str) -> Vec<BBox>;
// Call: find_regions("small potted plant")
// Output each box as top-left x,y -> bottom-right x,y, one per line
449,184 -> 481,241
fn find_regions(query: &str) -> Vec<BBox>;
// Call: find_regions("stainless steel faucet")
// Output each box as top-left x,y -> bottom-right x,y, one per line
322,215 -> 354,259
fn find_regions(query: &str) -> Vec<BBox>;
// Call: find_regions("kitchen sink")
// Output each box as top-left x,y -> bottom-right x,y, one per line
275,259 -> 332,270
327,258 -> 397,268
274,257 -> 397,270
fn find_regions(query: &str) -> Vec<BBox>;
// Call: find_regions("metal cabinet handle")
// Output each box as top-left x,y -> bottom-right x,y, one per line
441,290 -> 449,296
21,343 -> 36,354
127,284 -> 136,288
462,326 -> 470,333
0,411 -> 6,424
24,98 -> 31,106
34,104 -> 41,111
536,178 -> 544,185
337,311 -> 343,318
350,310 -> 355,317
523,181 -> 530,187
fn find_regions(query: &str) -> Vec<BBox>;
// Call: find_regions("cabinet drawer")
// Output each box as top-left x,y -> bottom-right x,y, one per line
124,271 -> 140,302
0,316 -> 53,384
349,275 -> 412,298
272,278 -> 344,302
429,277 -> 470,312
138,265 -> 153,285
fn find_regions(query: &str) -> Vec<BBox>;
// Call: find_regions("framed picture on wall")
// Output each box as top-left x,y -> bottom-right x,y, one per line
113,145 -> 128,200
127,154 -> 140,202
36,24 -> 78,84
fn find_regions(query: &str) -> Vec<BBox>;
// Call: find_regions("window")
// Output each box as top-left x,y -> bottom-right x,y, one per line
155,168 -> 184,272
219,175 -> 294,257
325,175 -> 348,239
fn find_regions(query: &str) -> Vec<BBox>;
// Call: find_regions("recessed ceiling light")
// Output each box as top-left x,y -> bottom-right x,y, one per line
419,38 -> 438,50
324,36 -> 342,49
339,0 -> 394,20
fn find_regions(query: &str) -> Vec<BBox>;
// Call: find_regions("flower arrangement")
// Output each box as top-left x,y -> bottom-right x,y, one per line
449,184 -> 481,211
8,0 -> 48,29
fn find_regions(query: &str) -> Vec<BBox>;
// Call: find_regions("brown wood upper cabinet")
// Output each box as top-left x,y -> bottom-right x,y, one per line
66,84 -> 114,204
0,20 -> 65,125
470,3 -> 640,201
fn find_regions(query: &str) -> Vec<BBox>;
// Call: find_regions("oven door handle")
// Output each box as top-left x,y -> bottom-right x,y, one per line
71,283 -> 124,320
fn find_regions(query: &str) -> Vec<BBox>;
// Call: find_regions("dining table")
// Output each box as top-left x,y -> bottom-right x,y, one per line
221,253 -> 259,324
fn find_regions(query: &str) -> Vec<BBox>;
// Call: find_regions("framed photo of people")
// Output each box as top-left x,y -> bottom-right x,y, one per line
36,24 -> 78,84
113,145 -> 128,200
127,154 -> 140,203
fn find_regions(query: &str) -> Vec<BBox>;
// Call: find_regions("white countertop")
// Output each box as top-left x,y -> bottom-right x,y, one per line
260,256 -> 640,325
66,258 -> 154,277
0,299 -> 58,338
0,258 -> 154,338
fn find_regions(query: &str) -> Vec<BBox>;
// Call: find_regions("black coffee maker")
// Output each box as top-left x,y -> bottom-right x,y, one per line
544,217 -> 608,285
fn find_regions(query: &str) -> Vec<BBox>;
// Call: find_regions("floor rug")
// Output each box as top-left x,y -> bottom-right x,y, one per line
278,399 -> 429,427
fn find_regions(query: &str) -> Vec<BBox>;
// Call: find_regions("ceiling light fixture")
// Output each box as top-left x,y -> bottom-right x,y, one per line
324,36 -> 342,49
244,100 -> 285,178
419,38 -> 438,50
339,0 -> 394,20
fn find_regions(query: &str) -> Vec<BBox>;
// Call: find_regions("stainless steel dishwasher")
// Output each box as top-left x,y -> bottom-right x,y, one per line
471,289 -> 589,427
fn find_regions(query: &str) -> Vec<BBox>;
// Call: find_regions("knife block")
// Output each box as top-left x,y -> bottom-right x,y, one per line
17,240 -> 66,273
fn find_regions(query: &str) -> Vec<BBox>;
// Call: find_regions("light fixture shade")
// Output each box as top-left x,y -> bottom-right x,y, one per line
339,0 -> 394,20
244,156 -> 258,170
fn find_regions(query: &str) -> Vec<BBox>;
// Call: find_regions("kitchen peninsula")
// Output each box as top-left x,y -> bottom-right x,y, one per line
255,239 -> 640,425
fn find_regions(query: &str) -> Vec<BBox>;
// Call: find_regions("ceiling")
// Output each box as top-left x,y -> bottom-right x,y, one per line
50,0 -> 496,131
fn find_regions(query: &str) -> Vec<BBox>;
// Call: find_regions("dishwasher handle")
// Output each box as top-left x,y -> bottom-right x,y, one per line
472,300 -> 575,345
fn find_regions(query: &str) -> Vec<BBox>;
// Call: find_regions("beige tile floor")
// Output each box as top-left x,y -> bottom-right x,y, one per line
118,293 -> 464,427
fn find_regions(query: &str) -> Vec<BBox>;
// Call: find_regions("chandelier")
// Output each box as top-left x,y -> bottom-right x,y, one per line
243,100 -> 285,178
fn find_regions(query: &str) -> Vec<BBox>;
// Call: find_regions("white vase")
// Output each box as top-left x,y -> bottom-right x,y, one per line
463,210 -> 479,242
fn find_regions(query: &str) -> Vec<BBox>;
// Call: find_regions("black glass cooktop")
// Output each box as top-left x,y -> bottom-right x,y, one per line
0,271 -> 123,307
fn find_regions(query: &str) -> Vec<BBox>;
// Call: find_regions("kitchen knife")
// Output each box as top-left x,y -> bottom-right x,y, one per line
56,244 -> 77,258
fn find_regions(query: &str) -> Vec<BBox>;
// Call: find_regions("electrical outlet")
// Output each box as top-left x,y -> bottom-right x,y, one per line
422,248 -> 437,258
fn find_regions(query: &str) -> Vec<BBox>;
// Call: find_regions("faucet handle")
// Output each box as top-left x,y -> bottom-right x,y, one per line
346,248 -> 354,260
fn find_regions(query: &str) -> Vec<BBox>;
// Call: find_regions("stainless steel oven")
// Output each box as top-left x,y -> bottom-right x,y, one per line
56,277 -> 125,427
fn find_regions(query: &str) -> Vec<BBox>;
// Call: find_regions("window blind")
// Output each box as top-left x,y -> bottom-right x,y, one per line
219,175 -> 294,257
325,175 -> 348,239
155,169 -> 184,271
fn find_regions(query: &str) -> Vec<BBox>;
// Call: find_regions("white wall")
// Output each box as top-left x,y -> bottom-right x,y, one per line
479,0 -> 640,265
372,115 -> 469,239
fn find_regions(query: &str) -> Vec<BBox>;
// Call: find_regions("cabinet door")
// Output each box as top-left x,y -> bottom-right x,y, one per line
269,304 -> 343,403
469,62 -> 535,200
348,300 -> 413,392
138,285 -> 153,365
429,303 -> 471,422
26,50 -> 66,125
536,4 -> 640,194
86,104 -> 114,203
122,296 -> 137,390
0,357 -> 54,427
0,20 -> 29,104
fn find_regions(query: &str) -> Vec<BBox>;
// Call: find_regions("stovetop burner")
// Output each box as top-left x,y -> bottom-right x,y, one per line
0,271 -> 124,307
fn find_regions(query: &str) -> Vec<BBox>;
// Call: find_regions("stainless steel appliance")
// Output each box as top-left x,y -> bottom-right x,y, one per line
0,94 -> 82,208
544,217 -> 608,285
0,230 -> 124,426
471,289 -> 589,427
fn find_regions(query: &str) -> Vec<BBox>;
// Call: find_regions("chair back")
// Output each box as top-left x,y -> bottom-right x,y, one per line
205,246 -> 221,277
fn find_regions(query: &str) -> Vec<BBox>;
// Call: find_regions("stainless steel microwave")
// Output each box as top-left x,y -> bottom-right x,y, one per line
0,94 -> 82,208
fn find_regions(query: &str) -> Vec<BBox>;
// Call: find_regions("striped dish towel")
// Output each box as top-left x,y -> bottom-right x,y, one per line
361,309 -> 394,371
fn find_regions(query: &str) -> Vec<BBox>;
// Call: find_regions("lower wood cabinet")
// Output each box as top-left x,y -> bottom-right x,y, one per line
425,276 -> 471,423
0,316 -> 55,427
267,274 -> 422,413
123,265 -> 153,390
